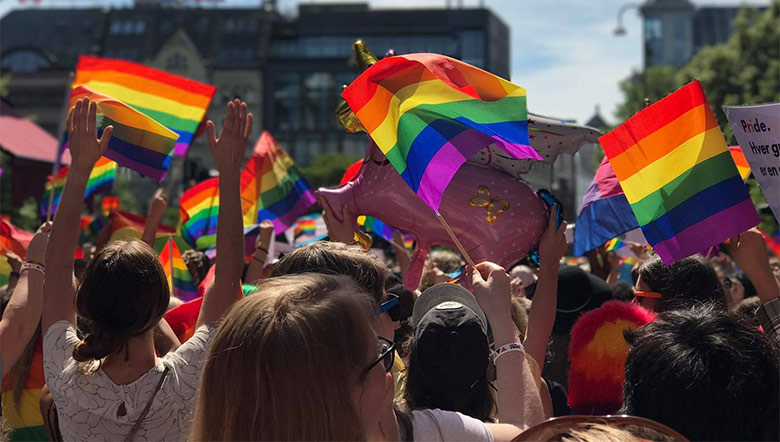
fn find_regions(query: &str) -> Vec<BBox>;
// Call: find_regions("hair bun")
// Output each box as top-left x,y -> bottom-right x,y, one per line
72,328 -> 124,362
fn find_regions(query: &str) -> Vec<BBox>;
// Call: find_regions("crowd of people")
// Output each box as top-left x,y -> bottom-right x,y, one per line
0,97 -> 778,441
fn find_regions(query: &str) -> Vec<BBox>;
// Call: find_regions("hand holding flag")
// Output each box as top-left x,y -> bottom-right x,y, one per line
67,97 -> 113,175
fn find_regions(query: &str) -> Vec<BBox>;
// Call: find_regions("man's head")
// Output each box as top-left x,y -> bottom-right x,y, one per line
272,241 -> 394,338
636,255 -> 728,312
622,304 -> 779,441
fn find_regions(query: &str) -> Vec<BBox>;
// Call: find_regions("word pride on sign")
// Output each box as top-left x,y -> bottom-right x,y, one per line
724,103 -> 780,221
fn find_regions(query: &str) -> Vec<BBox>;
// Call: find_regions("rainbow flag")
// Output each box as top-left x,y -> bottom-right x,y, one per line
88,215 -> 105,236
574,157 -> 639,256
292,214 -> 327,247
0,220 -> 31,259
0,255 -> 11,287
159,237 -> 199,301
108,210 -> 175,243
240,131 -> 316,234
180,178 -> 219,250
74,56 -> 216,156
1,337 -> 46,441
728,145 -> 751,180
599,81 -> 759,264
67,86 -> 179,182
101,195 -> 120,215
358,216 -> 396,243
341,53 -> 542,211
604,237 -> 626,252
41,157 -> 117,216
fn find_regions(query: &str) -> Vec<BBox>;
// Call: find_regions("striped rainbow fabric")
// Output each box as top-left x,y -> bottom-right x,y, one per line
108,210 -> 175,244
604,237 -> 625,252
240,131 -> 316,234
1,338 -> 46,441
728,145 -> 751,180
40,157 -> 117,216
341,53 -> 542,211
74,56 -> 216,156
292,214 -> 328,247
599,81 -> 759,264
68,86 -> 179,182
0,255 -> 11,287
159,237 -> 199,301
180,178 -> 219,250
358,216 -> 395,243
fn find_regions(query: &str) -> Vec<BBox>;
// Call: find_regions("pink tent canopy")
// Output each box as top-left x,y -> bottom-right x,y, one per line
0,99 -> 70,165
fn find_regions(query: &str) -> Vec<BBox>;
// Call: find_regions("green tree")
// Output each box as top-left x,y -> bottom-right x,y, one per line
616,65 -> 680,121
301,152 -> 361,189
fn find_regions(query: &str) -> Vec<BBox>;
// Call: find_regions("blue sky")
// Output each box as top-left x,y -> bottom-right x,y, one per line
0,0 -> 762,125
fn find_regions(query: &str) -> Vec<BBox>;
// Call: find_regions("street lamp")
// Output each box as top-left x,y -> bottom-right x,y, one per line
613,3 -> 641,36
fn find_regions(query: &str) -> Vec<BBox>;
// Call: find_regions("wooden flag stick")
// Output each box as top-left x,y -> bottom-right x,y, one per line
45,180 -> 56,222
436,212 -> 476,268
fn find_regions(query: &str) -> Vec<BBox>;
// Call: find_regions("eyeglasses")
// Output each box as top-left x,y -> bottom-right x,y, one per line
375,293 -> 401,321
361,336 -> 395,377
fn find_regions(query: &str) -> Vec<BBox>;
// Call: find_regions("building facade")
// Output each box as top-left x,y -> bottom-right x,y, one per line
0,1 -> 509,187
640,0 -> 767,67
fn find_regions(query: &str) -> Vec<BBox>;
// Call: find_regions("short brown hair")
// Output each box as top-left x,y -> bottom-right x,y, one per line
272,241 -> 387,304
73,240 -> 169,364
190,274 -> 374,441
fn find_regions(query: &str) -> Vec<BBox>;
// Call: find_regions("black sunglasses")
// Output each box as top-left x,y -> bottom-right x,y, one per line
375,293 -> 401,322
361,336 -> 395,377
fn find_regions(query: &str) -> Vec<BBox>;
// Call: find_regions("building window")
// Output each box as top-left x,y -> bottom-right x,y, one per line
109,20 -> 123,34
134,20 -> 146,34
460,30 -> 485,68
0,50 -> 51,73
166,53 -> 188,70
644,14 -> 663,65
273,73 -> 300,131
301,72 -> 333,131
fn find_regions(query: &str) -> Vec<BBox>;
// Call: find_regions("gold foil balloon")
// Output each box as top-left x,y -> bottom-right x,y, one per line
335,40 -> 381,133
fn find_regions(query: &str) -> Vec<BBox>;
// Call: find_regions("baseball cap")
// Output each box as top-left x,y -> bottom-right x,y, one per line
411,283 -> 490,402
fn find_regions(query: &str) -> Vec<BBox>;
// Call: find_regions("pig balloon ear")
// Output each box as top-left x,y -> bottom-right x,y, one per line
405,247 -> 428,290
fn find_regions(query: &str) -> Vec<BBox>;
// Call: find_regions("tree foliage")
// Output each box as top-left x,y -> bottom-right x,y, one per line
300,152 -> 361,189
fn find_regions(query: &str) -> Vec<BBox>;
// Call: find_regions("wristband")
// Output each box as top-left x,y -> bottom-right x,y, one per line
21,262 -> 45,276
492,342 -> 525,363
10,271 -> 20,279
256,246 -> 269,255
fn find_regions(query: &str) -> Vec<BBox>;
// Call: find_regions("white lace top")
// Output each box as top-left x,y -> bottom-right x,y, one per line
43,321 -> 212,441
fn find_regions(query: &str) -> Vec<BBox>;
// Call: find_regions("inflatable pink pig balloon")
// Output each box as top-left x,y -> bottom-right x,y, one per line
316,141 -> 549,290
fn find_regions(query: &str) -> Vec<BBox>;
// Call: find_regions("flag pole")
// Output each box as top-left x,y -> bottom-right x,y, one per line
47,71 -> 75,222
436,212 -> 476,268
168,237 -> 174,296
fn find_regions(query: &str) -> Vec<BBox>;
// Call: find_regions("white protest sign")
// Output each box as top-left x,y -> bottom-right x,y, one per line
723,103 -> 780,222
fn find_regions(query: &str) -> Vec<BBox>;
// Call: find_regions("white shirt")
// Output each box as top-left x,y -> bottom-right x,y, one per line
43,321 -> 212,441
410,409 -> 494,441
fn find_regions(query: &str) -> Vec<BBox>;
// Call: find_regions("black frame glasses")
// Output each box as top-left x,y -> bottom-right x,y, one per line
375,293 -> 401,321
361,336 -> 395,377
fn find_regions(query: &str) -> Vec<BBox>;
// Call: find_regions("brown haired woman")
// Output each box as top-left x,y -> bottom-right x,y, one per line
40,97 -> 252,440
192,262 -> 546,441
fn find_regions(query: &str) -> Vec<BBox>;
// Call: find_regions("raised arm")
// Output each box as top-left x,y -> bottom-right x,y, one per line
42,98 -> 113,333
244,220 -> 274,285
470,261 -> 544,430
524,206 -> 568,366
197,99 -> 252,328
0,223 -> 51,376
141,189 -> 168,247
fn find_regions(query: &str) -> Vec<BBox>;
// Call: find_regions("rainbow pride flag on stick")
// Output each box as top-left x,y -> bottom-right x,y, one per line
180,178 -> 219,250
41,157 -> 117,216
599,81 -> 759,264
159,237 -> 199,301
342,53 -> 542,211
358,216 -> 396,243
240,131 -> 316,233
728,146 -> 751,180
74,56 -> 216,156
68,86 -> 179,182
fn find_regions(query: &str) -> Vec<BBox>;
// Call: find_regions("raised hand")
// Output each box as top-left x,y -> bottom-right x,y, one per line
26,221 -> 52,264
257,220 -> 275,250
538,205 -> 567,268
67,97 -> 113,174
728,228 -> 779,302
206,99 -> 252,175
470,261 -> 512,324
319,196 -> 358,244
148,189 -> 168,218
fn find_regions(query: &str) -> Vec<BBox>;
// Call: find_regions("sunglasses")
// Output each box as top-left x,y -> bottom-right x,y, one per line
375,293 -> 401,321
634,291 -> 662,300
361,336 -> 395,377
